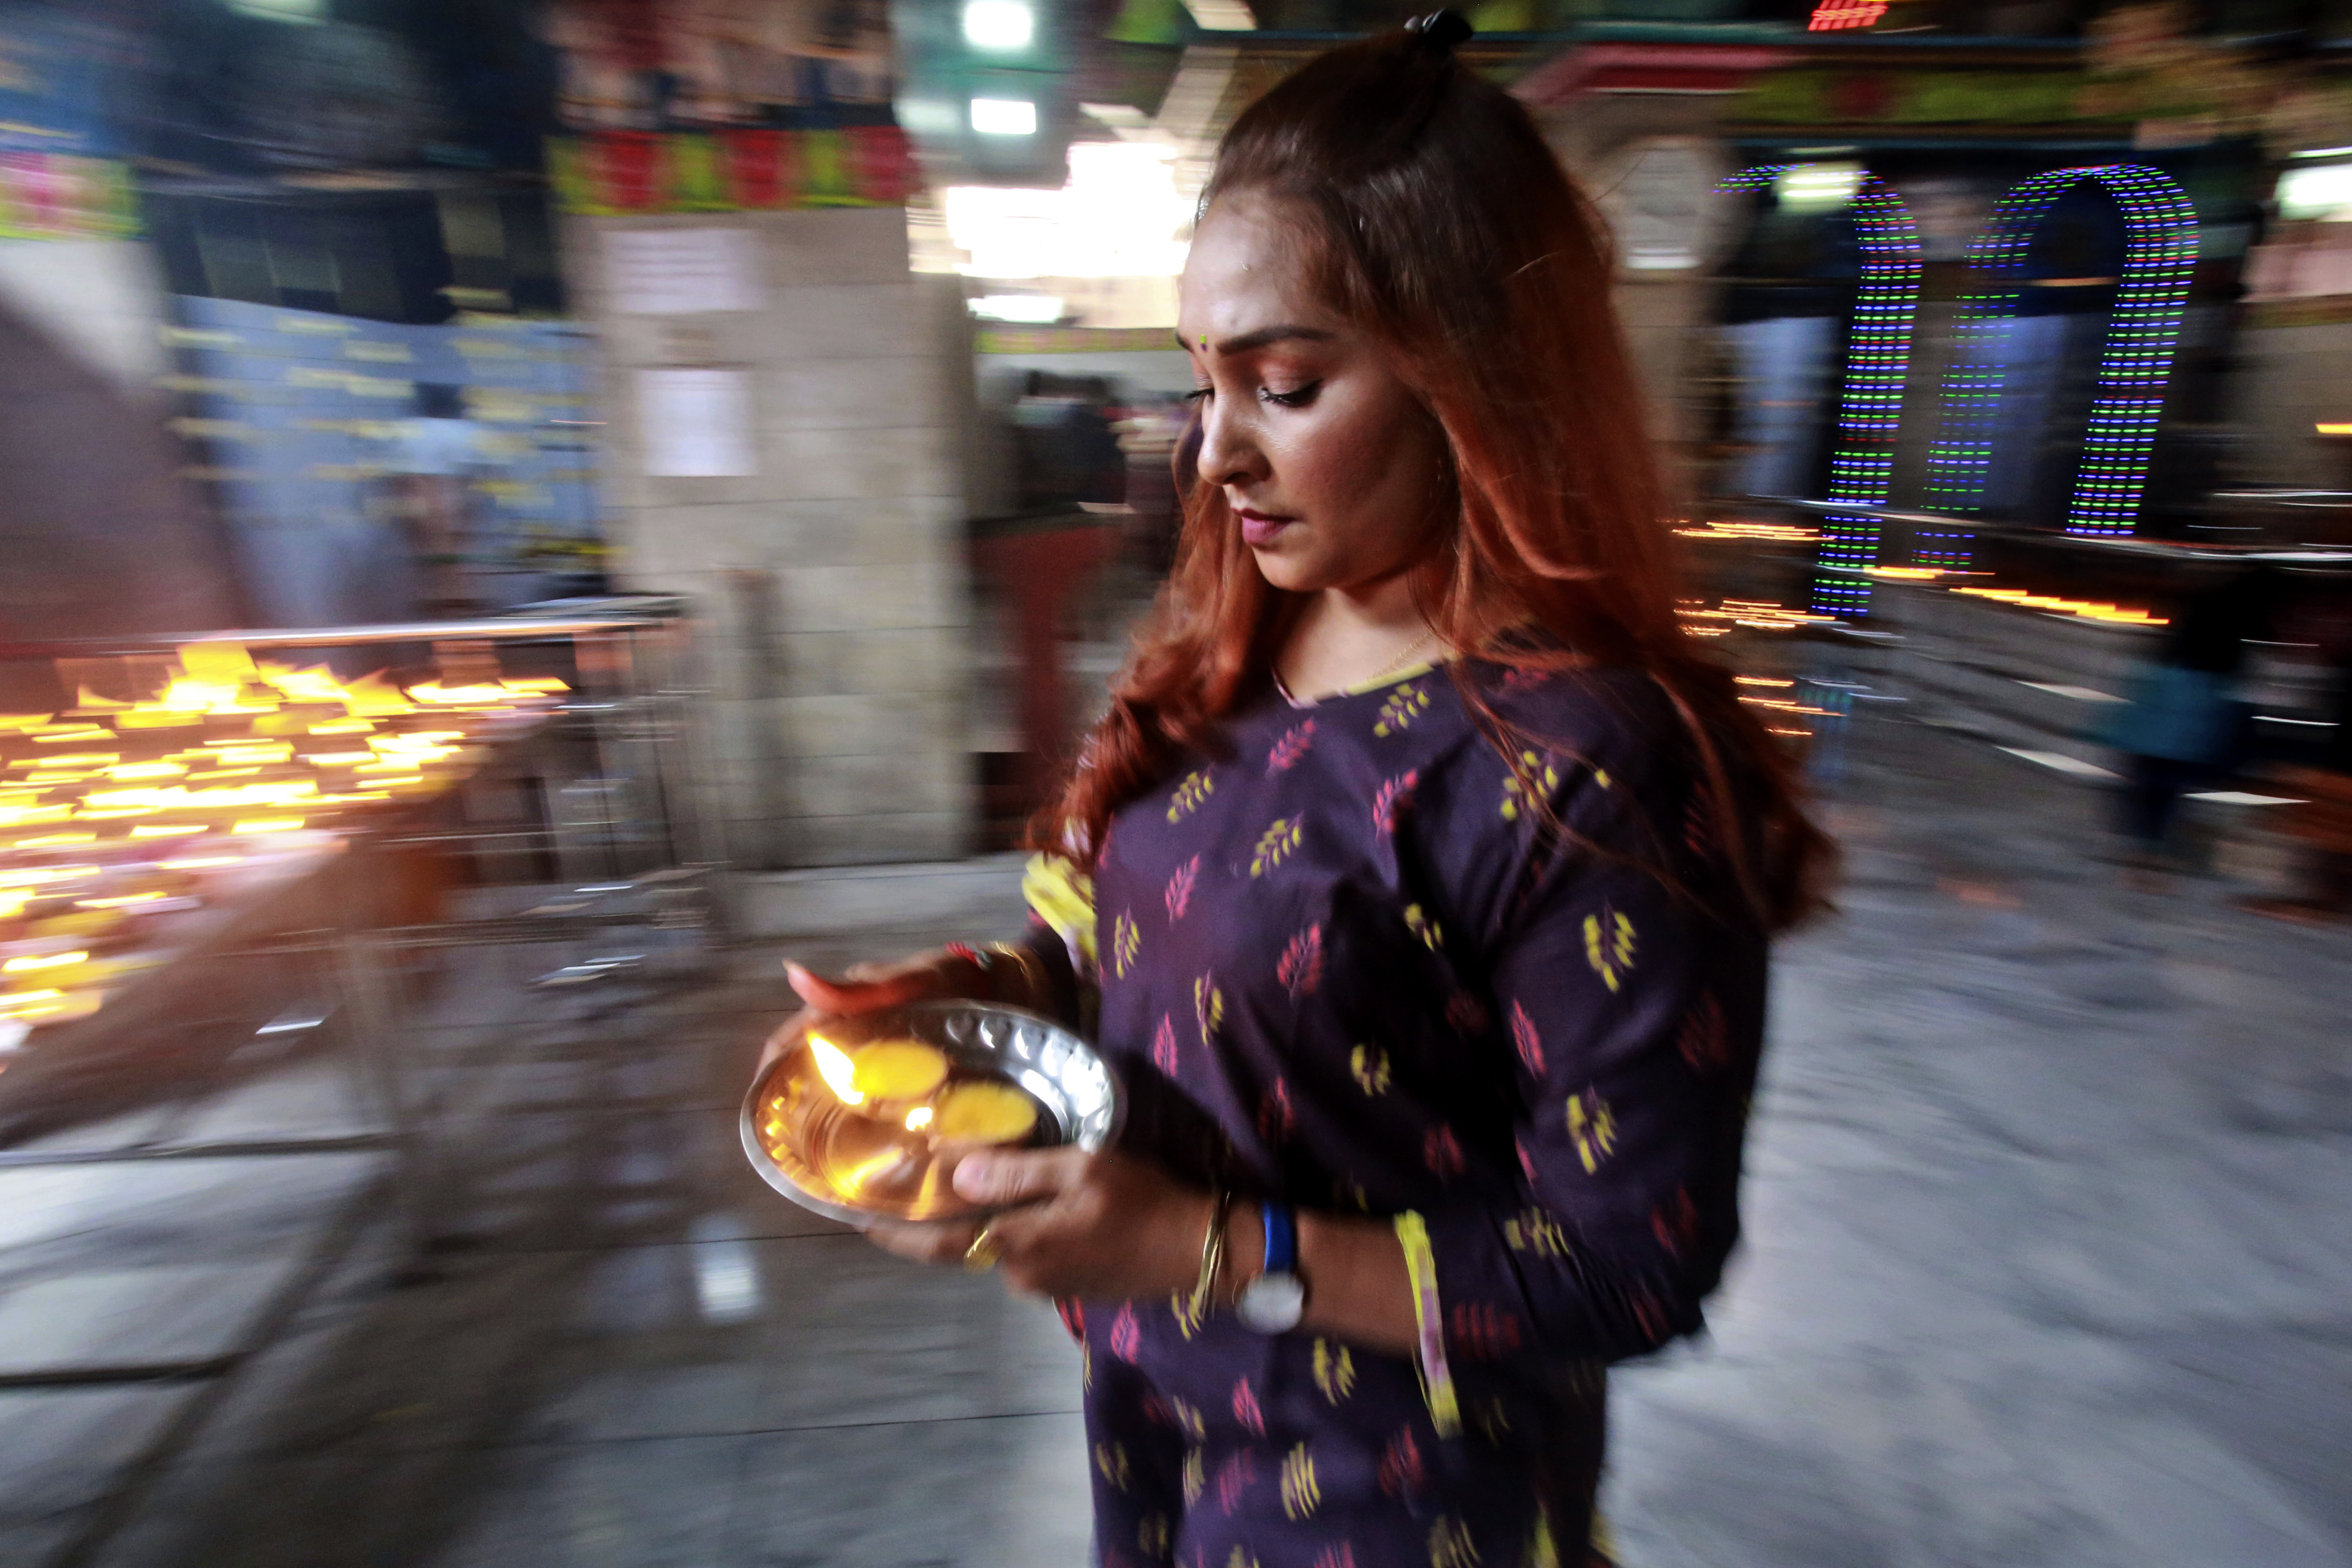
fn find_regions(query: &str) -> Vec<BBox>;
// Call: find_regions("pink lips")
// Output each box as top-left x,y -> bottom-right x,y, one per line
1236,510 -> 1295,546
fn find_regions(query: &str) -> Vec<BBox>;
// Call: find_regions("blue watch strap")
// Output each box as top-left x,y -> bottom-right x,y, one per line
1261,1201 -> 1297,1276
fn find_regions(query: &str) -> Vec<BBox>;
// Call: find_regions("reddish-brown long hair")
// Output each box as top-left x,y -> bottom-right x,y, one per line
1033,24 -> 1831,931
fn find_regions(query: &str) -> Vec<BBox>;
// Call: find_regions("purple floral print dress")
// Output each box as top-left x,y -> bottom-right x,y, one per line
1023,660 -> 1769,1568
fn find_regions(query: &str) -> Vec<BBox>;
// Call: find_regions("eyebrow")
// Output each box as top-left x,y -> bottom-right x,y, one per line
1174,324 -> 1337,357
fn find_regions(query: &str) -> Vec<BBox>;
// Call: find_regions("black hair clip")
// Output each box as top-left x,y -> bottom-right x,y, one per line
1403,9 -> 1473,52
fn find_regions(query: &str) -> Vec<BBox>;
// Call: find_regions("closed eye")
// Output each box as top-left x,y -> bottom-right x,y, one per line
1259,381 -> 1322,408
1183,387 -> 1211,405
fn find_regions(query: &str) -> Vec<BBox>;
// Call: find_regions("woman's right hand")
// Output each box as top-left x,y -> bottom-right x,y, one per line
754,951 -> 981,1077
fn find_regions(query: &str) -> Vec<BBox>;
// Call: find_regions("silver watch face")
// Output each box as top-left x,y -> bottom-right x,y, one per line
1237,1271 -> 1307,1333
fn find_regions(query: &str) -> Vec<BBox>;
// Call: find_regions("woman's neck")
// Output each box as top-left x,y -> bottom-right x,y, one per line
1276,575 -> 1439,702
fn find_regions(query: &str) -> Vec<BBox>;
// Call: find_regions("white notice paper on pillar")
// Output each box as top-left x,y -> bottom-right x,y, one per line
605,227 -> 762,315
639,368 -> 756,477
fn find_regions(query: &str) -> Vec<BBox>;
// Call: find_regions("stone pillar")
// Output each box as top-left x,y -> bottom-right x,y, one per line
564,206 -> 976,868
0,236 -> 243,641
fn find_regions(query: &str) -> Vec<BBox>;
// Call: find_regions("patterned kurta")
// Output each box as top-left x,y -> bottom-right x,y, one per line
1030,660 -> 1769,1568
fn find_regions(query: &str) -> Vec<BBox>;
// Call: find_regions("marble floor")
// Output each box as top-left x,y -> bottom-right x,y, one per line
0,708 -> 2346,1568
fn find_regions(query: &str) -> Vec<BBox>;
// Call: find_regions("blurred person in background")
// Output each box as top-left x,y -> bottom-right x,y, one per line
762,15 -> 1829,1566
2244,632 -> 2352,922
383,381 -> 488,617
2101,566 -> 2277,876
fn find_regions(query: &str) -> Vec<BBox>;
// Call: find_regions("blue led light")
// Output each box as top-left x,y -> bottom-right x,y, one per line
1719,167 -> 1924,616
1918,164 -> 2199,557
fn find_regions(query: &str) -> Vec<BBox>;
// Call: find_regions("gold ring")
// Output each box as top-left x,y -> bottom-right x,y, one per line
963,1224 -> 1001,1272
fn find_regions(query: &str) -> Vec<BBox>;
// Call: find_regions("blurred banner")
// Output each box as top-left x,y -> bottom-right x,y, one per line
543,0 -> 915,213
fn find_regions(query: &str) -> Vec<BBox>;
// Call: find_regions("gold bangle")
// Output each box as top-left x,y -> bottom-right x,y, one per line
964,1223 -> 1002,1273
986,940 -> 1047,1008
1190,1187 -> 1230,1321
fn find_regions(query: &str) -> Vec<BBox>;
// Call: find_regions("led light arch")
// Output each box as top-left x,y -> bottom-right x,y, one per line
1717,167 -> 1925,616
1918,164 -> 2199,556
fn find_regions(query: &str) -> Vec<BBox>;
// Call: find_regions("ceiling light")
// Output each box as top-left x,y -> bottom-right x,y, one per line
963,0 -> 1035,50
970,295 -> 1065,323
970,98 -> 1038,137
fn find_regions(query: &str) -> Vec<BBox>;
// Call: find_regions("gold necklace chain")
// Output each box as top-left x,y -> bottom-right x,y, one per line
1361,628 -> 1443,686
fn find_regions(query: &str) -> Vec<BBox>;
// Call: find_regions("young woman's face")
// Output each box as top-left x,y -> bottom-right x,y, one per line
1177,195 -> 1448,596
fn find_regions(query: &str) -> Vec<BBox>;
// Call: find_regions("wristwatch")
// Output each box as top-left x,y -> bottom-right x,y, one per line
1236,1201 -> 1307,1334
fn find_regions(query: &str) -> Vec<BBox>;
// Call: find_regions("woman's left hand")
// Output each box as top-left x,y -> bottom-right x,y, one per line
865,1149 -> 1210,1300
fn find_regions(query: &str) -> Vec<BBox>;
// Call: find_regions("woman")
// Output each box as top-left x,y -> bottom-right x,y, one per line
768,16 -> 1829,1565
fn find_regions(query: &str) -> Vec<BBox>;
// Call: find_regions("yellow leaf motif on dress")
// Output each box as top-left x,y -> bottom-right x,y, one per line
1472,1397 -> 1512,1444
1349,1045 -> 1392,1096
1566,1089 -> 1619,1174
1182,1447 -> 1206,1507
1312,1339 -> 1356,1404
1582,906 -> 1636,992
1372,681 -> 1431,739
1111,911 -> 1141,979
1430,1516 -> 1482,1568
1503,1207 -> 1573,1258
1171,1397 -> 1207,1442
1139,1514 -> 1173,1557
1498,750 -> 1561,822
1167,769 -> 1215,824
1193,973 -> 1223,1045
1404,904 -> 1444,951
1095,1441 -> 1133,1492
1594,767 -> 1613,789
1249,816 -> 1303,878
1171,1287 -> 1205,1340
1226,1551 -> 1262,1568
1280,1443 -> 1321,1520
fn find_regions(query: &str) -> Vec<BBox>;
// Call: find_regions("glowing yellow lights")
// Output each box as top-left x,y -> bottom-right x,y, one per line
808,1036 -> 865,1106
1950,586 -> 2168,625
1867,566 -> 1944,580
159,856 -> 242,870
0,989 -> 63,1013
1672,521 -> 1821,543
231,818 -> 306,835
74,892 -> 168,909
5,950 -> 88,973
1735,676 -> 1795,688
905,1105 -> 935,1130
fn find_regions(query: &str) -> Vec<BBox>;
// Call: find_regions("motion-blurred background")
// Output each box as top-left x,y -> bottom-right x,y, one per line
0,1 -> 2346,1565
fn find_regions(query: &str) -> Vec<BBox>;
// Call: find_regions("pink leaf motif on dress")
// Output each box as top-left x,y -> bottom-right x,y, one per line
1651,1185 -> 1699,1258
1276,924 -> 1323,998
1266,719 -> 1316,773
1500,663 -> 1552,692
1231,1377 -> 1266,1436
1140,1390 -> 1176,1427
1370,769 -> 1419,838
1509,999 -> 1545,1077
1257,1078 -> 1295,1143
1447,1301 -> 1525,1360
1216,1448 -> 1258,1512
1151,1014 -> 1179,1077
1376,1428 -> 1425,1498
1678,991 -> 1728,1072
1312,1546 -> 1359,1568
1515,1138 -> 1537,1181
1109,1303 -> 1142,1362
1163,854 -> 1199,922
1445,992 -> 1489,1036
1423,1124 -> 1466,1180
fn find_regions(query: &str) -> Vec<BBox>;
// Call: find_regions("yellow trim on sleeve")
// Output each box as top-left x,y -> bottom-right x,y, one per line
1022,852 -> 1098,968
1394,1210 -> 1462,1439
